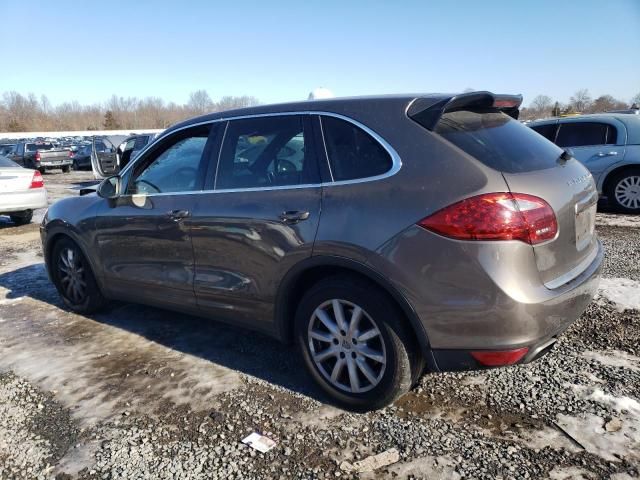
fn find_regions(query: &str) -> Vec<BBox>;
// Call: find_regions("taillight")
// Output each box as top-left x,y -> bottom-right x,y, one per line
34,151 -> 41,161
470,348 -> 529,366
69,150 -> 74,158
418,192 -> 557,245
30,170 -> 44,189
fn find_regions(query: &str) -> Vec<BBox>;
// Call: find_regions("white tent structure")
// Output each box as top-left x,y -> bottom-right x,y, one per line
308,88 -> 335,100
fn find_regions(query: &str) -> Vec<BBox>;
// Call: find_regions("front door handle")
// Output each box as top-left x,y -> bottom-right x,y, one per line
596,151 -> 618,157
279,210 -> 310,224
167,209 -> 191,221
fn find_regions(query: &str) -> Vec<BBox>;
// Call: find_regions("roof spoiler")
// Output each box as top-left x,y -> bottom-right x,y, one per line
407,91 -> 523,130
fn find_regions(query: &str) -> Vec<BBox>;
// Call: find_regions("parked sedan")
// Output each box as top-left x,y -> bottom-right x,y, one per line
0,155 -> 47,225
529,114 -> 640,212
41,92 -> 602,410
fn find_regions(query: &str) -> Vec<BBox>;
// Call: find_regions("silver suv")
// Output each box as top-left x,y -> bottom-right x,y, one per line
41,92 -> 603,410
529,114 -> 640,212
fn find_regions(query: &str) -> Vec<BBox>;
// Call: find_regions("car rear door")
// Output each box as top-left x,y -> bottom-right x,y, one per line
94,124 -> 217,310
190,114 -> 322,332
555,120 -> 626,184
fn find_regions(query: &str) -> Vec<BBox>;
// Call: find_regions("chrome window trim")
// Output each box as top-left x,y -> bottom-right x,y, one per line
317,116 -> 334,182
118,110 -> 402,193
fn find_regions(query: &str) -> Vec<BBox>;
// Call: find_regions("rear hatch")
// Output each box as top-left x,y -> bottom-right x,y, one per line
409,92 -> 599,289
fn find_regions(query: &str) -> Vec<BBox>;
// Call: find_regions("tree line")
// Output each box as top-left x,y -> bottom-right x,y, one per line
0,90 -> 259,132
520,89 -> 640,120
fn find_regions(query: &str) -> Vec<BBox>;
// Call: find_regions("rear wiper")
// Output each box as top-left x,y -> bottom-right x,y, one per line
558,148 -> 573,164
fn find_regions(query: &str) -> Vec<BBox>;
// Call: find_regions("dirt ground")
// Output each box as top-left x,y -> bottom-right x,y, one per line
0,170 -> 639,479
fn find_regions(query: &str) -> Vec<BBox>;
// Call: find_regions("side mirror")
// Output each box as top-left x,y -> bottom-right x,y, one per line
97,175 -> 120,199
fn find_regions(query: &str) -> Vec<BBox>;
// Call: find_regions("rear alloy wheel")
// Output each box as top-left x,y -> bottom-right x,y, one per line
308,299 -> 387,394
51,238 -> 106,314
610,170 -> 640,213
9,210 -> 33,226
295,276 -> 420,411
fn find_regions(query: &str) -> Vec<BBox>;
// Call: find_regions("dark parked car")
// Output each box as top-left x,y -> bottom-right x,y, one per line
41,92 -> 602,410
529,114 -> 640,212
71,140 -> 111,170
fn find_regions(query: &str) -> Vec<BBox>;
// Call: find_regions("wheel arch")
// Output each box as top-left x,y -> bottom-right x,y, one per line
44,227 -> 105,292
600,162 -> 640,196
274,255 -> 437,369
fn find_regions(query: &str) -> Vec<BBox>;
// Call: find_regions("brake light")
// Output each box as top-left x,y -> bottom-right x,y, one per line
471,348 -> 529,366
30,170 -> 44,189
69,150 -> 74,158
34,151 -> 41,161
418,193 -> 557,245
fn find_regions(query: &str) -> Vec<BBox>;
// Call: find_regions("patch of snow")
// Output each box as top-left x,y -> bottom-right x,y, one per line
368,455 -> 461,480
0,296 -> 25,305
560,385 -> 640,461
583,350 -> 640,373
596,277 -> 640,312
547,465 -> 597,479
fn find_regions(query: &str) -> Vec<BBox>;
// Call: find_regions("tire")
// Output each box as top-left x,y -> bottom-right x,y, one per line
607,168 -> 640,213
62,165 -> 71,173
38,167 -> 45,174
294,275 -> 421,411
50,237 -> 106,314
9,210 -> 33,226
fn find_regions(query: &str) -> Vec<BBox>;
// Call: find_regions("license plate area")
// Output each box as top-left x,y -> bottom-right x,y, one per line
575,203 -> 596,251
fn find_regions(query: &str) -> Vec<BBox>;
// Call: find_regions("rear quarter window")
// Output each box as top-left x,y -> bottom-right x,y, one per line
321,116 -> 393,181
432,110 -> 563,174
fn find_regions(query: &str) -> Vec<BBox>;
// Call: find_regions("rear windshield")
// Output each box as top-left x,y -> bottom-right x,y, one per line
431,109 -> 563,173
0,155 -> 19,167
26,143 -> 54,152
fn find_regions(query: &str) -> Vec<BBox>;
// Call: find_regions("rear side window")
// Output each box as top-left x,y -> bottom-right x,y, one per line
431,109 -> 563,173
321,116 -> 392,181
530,124 -> 557,142
555,122 -> 616,148
216,115 -> 319,189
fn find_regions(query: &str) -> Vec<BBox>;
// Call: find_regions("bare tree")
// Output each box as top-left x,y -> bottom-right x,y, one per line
187,90 -> 214,115
631,92 -> 640,107
589,95 -> 627,113
530,95 -> 553,117
569,89 -> 592,113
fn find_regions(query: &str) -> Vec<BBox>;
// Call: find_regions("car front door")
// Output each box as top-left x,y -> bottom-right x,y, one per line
555,120 -> 626,184
94,124 -> 217,311
190,115 -> 322,332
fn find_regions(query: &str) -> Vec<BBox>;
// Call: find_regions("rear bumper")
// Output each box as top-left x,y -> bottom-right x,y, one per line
0,189 -> 48,214
371,227 -> 603,370
38,159 -> 72,168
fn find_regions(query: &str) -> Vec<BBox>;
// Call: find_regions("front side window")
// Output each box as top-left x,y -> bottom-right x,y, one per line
321,116 -> 392,181
128,125 -> 210,195
216,115 -> 318,189
555,122 -> 615,148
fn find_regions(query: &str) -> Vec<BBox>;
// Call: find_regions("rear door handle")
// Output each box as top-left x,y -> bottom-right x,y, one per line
167,209 -> 191,220
279,210 -> 310,224
596,151 -> 618,157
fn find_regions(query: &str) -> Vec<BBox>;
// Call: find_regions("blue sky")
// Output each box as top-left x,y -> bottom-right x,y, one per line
1,0 -> 639,108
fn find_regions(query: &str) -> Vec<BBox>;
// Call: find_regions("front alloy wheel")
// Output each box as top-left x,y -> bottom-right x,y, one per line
57,247 -> 87,304
51,238 -> 106,314
308,299 -> 386,393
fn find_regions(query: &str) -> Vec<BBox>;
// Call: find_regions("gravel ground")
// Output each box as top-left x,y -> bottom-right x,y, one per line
0,171 -> 639,479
